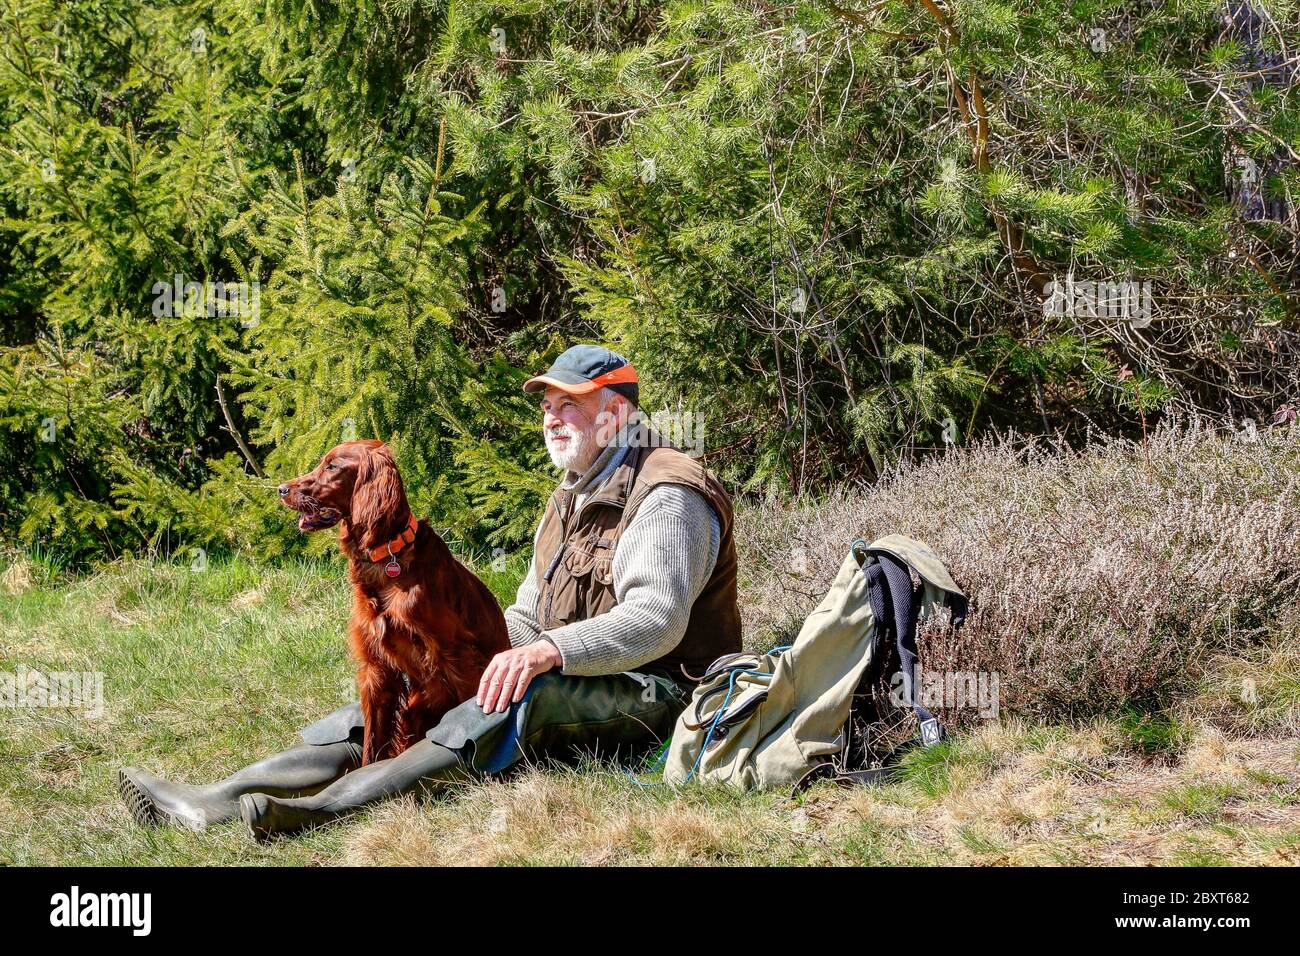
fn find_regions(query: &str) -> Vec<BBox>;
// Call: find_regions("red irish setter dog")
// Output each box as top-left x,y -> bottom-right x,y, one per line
279,440 -> 509,764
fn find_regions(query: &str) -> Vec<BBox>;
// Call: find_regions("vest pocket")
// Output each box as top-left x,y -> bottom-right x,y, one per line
563,545 -> 617,614
564,547 -> 596,577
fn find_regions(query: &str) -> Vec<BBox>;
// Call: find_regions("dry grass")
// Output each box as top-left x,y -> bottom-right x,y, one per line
343,773 -> 773,867
736,418 -> 1300,726
339,716 -> 1300,866
1,557 -> 33,595
1190,633 -> 1300,737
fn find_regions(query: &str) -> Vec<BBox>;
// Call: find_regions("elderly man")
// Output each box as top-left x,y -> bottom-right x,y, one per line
118,345 -> 741,839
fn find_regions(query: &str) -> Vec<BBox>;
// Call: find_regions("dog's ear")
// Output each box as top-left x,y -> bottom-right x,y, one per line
351,443 -> 405,546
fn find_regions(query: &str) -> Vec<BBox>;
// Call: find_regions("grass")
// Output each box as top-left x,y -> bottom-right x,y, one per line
4,421 -> 1299,865
1115,706 -> 1190,760
3,553 -> 1298,866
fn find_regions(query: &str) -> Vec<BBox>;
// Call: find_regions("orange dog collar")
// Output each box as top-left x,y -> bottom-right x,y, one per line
369,513 -> 419,567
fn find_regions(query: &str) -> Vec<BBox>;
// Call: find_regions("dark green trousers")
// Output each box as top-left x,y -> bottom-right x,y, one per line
126,669 -> 691,838
299,669 -> 687,775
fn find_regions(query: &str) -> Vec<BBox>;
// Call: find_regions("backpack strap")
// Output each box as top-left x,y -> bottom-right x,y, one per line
876,551 -> 943,746
858,557 -> 889,693
856,549 -> 943,748
790,754 -> 911,798
790,761 -> 896,796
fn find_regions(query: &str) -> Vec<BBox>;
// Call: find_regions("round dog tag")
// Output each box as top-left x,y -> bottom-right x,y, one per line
385,559 -> 401,578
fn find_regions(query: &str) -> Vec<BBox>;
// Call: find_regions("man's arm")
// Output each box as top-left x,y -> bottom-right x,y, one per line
502,503 -> 553,648
503,550 -> 543,648
542,483 -> 721,676
478,483 -> 720,712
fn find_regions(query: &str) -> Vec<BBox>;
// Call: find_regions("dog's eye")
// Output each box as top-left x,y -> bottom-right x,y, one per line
325,463 -> 339,471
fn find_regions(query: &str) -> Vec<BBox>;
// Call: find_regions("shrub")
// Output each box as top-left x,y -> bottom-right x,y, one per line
735,419 -> 1300,723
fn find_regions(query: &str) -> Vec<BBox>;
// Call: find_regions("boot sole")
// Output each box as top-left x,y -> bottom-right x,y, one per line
117,768 -> 160,827
117,768 -> 209,830
240,794 -> 274,843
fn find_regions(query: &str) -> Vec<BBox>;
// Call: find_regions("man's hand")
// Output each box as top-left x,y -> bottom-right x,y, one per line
477,640 -> 563,713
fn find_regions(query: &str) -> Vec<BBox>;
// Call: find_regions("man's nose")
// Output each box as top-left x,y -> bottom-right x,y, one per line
543,409 -> 561,430
278,483 -> 290,498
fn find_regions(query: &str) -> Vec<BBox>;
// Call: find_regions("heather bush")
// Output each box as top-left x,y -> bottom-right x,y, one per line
735,419 -> 1300,724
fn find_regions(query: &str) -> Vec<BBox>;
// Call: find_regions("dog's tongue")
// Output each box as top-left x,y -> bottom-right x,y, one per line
298,514 -> 312,531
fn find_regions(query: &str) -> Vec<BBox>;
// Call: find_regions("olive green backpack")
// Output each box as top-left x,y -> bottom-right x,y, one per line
662,534 -> 967,792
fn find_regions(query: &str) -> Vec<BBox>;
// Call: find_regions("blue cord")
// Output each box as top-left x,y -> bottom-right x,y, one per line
681,662 -> 779,784
627,647 -> 792,789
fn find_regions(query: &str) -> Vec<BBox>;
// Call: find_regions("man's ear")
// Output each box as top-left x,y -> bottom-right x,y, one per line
593,392 -> 633,445
609,393 -> 632,429
351,444 -> 404,544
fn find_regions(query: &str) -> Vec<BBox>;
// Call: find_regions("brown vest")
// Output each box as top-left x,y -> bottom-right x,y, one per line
533,427 -> 742,677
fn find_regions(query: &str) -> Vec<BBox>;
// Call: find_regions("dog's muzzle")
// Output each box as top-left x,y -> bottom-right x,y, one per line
295,509 -> 342,532
279,484 -> 342,532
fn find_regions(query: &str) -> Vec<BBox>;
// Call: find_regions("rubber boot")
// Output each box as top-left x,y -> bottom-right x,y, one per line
117,740 -> 363,830
240,738 -> 472,841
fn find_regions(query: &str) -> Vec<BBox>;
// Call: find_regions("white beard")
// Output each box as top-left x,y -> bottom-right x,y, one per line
545,424 -> 593,471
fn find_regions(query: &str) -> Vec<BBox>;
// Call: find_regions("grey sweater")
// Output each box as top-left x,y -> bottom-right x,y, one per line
503,440 -> 721,676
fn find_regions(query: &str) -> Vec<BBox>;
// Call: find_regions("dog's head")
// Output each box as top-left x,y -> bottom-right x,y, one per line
278,440 -> 405,535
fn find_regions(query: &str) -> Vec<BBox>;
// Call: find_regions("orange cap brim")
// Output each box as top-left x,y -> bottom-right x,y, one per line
523,375 -> 603,395
523,364 -> 638,395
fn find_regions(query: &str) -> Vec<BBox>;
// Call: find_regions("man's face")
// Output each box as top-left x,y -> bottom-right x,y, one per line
541,387 -> 621,472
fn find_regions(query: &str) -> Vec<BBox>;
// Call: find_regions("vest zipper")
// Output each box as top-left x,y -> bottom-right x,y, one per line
541,495 -> 566,627
540,444 -> 640,626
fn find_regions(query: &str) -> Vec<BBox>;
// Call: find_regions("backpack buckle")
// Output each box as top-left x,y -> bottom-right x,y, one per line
919,717 -> 943,747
